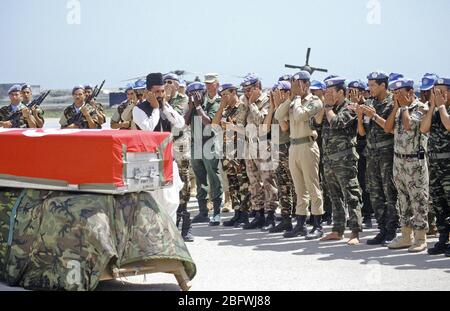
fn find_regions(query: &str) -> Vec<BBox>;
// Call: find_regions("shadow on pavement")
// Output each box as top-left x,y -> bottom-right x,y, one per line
189,208 -> 450,273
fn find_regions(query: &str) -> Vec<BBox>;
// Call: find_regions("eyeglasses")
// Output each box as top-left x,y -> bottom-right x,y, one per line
165,81 -> 173,85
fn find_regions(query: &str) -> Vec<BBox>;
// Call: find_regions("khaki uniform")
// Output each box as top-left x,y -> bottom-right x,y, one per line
111,100 -> 137,129
275,94 -> 324,216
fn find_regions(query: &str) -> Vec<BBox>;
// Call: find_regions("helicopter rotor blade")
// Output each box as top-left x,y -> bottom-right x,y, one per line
305,48 -> 311,66
285,64 -> 303,69
120,75 -> 145,82
311,67 -> 328,73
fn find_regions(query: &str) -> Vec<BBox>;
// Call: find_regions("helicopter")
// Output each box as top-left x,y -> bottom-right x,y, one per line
285,48 -> 328,75
121,69 -> 246,85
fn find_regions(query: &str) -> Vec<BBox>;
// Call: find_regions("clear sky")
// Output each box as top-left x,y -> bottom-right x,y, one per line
1,0 -> 449,89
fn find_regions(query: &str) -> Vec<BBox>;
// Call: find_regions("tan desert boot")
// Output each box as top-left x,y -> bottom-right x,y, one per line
408,229 -> 427,253
388,226 -> 413,249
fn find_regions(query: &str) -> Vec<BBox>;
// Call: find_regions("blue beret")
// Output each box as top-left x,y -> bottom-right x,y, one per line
292,71 -> 311,81
348,80 -> 367,91
83,84 -> 94,90
72,85 -> 85,94
133,79 -> 146,90
241,75 -> 260,87
8,84 -> 22,94
272,81 -> 291,91
388,72 -> 404,83
310,80 -> 326,91
278,74 -> 292,82
324,75 -> 338,82
219,83 -> 238,93
325,77 -> 346,88
435,77 -> 450,87
389,79 -> 415,91
124,83 -> 134,92
420,74 -> 439,91
163,73 -> 180,83
367,71 -> 388,81
187,82 -> 206,93
21,84 -> 31,91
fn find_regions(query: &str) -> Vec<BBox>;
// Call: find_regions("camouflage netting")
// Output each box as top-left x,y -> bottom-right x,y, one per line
0,188 -> 196,291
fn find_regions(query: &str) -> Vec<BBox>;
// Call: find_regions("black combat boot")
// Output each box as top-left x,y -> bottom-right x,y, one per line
223,210 -> 241,227
283,216 -> 308,238
176,212 -> 183,230
269,215 -> 293,233
192,201 -> 210,224
322,212 -> 332,226
305,215 -> 324,240
235,210 -> 250,228
382,229 -> 397,247
367,228 -> 387,245
261,211 -> 276,232
181,212 -> 194,242
243,209 -> 265,230
428,231 -> 449,255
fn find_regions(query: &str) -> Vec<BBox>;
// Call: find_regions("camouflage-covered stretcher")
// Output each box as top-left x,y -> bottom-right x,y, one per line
0,188 -> 196,291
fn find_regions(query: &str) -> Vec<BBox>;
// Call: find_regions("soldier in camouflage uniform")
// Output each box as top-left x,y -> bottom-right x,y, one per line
212,83 -> 251,227
163,74 -> 193,242
59,86 -> 100,129
84,84 -> 106,128
240,75 -> 279,230
21,84 -> 45,128
386,78 -> 429,253
311,77 -> 363,245
421,77 -> 450,256
111,84 -> 137,130
419,74 -> 441,236
0,85 -> 38,129
311,80 -> 333,225
352,73 -> 399,246
347,81 -> 373,229
267,80 -> 296,233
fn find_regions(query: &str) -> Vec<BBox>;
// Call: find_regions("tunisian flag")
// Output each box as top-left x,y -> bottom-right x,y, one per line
0,129 -> 173,190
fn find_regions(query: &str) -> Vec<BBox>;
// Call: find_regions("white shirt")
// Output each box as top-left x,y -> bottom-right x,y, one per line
161,103 -> 185,130
132,105 -> 160,131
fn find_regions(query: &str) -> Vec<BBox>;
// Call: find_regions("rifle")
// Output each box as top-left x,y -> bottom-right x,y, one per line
8,90 -> 51,127
27,90 -> 51,109
85,80 -> 106,104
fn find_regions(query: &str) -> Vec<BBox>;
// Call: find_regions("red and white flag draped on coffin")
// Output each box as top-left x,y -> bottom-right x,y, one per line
0,129 -> 173,194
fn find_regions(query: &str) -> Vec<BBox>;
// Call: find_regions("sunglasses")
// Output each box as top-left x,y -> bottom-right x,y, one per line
165,80 -> 174,85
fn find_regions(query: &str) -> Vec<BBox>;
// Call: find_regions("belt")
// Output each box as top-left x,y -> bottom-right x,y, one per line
429,152 -> 450,160
394,152 -> 419,159
367,139 -> 394,150
274,141 -> 291,147
324,147 -> 356,161
290,136 -> 316,146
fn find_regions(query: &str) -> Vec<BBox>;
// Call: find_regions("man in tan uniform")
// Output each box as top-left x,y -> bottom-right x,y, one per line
274,71 -> 324,239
